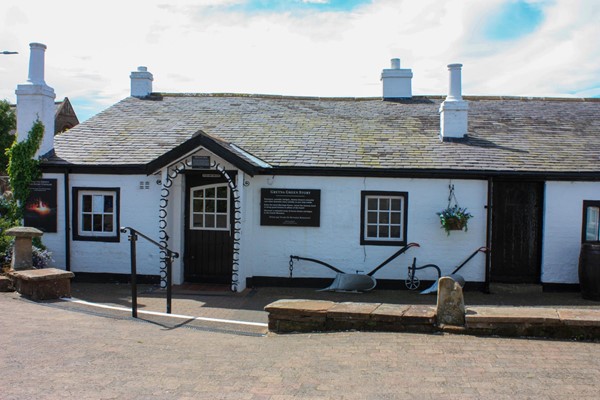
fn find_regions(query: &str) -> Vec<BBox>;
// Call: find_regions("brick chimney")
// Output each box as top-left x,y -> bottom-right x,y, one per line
381,58 -> 413,99
15,43 -> 56,157
439,63 -> 468,141
130,66 -> 153,98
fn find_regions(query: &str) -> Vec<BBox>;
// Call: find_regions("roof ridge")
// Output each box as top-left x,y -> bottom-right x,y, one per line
154,92 -> 600,102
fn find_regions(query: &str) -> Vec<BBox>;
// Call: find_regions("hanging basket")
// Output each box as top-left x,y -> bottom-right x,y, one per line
444,216 -> 467,231
437,184 -> 473,235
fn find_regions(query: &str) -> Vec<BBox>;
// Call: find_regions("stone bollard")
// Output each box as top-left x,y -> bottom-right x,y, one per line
5,227 -> 43,271
436,275 -> 466,326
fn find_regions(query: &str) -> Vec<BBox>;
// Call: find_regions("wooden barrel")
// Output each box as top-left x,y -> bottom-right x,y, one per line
579,243 -> 600,300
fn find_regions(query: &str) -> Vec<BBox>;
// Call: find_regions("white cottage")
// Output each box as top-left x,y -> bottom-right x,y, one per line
16,43 -> 600,293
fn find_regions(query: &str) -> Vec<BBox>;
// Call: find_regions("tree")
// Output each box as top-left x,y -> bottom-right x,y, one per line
0,100 -> 16,173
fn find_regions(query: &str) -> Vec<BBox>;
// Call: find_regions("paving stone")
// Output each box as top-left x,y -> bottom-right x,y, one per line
465,307 -> 561,325
401,305 -> 437,325
326,302 -> 381,320
558,309 -> 600,327
370,303 -> 411,322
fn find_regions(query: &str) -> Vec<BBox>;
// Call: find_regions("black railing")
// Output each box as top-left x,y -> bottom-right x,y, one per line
120,227 -> 179,318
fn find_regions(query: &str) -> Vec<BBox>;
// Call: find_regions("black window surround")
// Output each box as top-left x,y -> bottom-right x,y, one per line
582,200 -> 600,244
72,187 -> 120,242
360,190 -> 408,246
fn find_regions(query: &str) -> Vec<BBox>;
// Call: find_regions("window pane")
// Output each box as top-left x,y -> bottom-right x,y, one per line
93,214 -> 102,231
390,225 -> 401,238
104,215 -> 113,232
104,196 -> 113,213
216,215 -> 227,228
205,200 -> 215,213
83,214 -> 92,231
379,198 -> 390,210
367,198 -> 377,210
367,225 -> 377,238
193,214 -> 203,227
379,212 -> 389,224
217,186 -> 228,199
83,195 -> 92,212
367,212 -> 377,223
206,188 -> 215,198
205,214 -> 215,228
586,206 -> 600,241
391,198 -> 401,210
92,195 -> 104,213
379,225 -> 389,238
391,212 -> 400,224
217,200 -> 227,213
193,199 -> 203,212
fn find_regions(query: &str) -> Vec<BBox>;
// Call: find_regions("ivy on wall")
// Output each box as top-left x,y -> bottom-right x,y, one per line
6,119 -> 43,215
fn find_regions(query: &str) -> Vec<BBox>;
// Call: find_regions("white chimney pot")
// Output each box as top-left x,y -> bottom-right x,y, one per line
130,66 -> 154,98
381,58 -> 413,99
439,63 -> 468,141
446,63 -> 463,101
15,42 -> 56,157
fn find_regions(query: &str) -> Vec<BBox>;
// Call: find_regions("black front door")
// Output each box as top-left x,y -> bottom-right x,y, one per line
491,180 -> 544,283
184,173 -> 234,283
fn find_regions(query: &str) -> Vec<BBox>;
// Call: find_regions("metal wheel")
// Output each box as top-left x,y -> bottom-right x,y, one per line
405,276 -> 420,290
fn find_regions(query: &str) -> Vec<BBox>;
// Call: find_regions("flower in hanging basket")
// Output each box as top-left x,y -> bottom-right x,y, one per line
437,205 -> 473,235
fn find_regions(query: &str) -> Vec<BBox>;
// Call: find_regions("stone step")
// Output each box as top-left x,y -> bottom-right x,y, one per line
0,275 -> 14,292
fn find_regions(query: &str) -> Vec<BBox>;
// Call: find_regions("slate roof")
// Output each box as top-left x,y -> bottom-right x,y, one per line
45,93 -> 600,176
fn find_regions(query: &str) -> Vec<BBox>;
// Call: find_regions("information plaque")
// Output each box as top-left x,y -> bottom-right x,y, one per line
24,179 -> 58,232
260,188 -> 321,227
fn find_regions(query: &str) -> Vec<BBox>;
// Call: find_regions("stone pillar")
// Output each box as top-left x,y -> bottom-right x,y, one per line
5,227 -> 43,271
436,275 -> 466,326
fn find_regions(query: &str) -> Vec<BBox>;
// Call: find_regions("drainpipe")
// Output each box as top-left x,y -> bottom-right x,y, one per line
64,169 -> 71,271
484,176 -> 493,293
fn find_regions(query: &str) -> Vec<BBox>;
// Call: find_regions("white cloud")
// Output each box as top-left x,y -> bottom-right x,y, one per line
1,0 -> 598,120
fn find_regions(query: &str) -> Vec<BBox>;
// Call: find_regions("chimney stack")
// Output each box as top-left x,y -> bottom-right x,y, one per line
130,66 -> 153,98
15,42 -> 56,157
381,58 -> 413,99
439,63 -> 468,141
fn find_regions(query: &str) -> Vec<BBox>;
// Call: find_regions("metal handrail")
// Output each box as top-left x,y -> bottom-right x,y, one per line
120,226 -> 179,318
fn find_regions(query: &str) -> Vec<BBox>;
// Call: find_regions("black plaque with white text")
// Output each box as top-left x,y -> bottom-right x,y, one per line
260,188 -> 321,227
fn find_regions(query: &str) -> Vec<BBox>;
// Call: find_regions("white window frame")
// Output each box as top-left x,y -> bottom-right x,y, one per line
361,191 -> 408,246
73,188 -> 119,242
189,183 -> 230,231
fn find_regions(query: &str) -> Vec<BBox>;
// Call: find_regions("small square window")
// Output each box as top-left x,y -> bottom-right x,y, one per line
361,191 -> 408,246
73,188 -> 120,242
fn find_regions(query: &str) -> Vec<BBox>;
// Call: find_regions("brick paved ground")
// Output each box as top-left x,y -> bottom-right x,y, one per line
2,290 -> 600,399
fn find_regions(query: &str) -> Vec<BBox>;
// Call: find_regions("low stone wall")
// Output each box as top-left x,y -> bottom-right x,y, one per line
265,299 -> 600,340
265,299 -> 436,334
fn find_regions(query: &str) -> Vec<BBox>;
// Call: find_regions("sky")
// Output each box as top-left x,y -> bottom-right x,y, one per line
1,0 -> 599,122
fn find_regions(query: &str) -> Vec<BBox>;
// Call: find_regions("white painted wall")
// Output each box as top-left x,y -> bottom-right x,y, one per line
240,176 -> 488,286
542,181 -> 600,284
41,166 -> 597,289
42,173 -> 162,276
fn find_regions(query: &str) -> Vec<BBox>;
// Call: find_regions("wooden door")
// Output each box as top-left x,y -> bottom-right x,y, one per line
184,173 -> 234,283
491,180 -> 543,283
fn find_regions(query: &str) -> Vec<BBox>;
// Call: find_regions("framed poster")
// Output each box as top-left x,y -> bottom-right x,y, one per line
24,179 -> 58,232
260,188 -> 321,227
